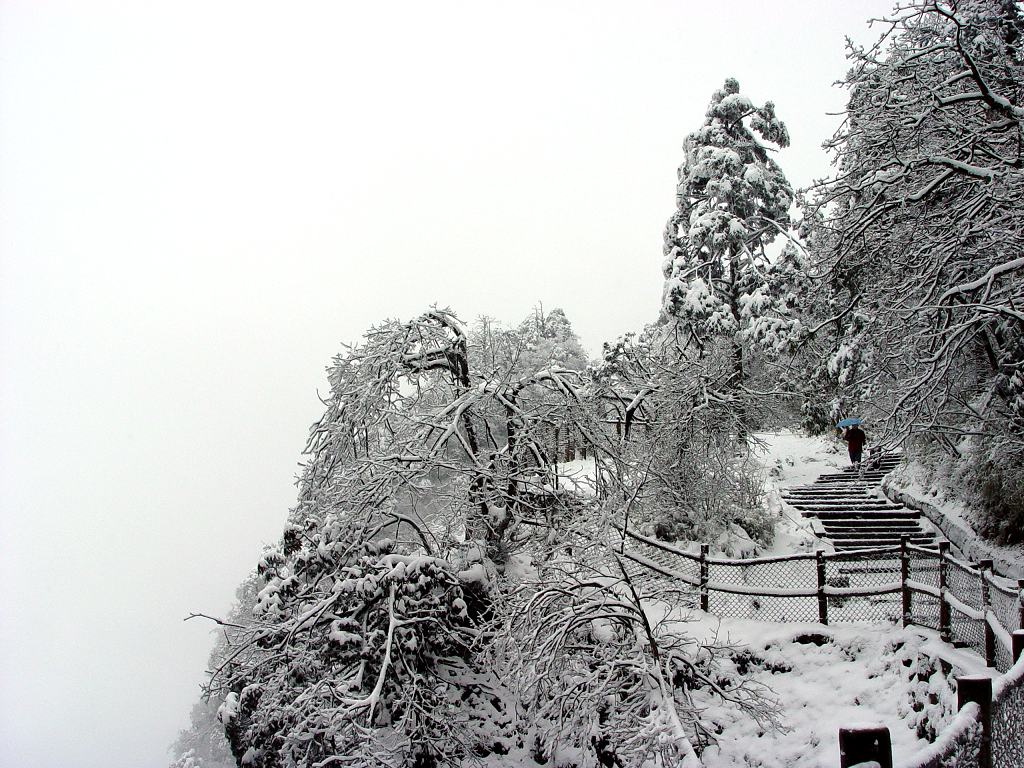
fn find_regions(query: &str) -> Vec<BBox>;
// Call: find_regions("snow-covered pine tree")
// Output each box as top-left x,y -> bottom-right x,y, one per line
516,304 -> 590,374
662,78 -> 794,401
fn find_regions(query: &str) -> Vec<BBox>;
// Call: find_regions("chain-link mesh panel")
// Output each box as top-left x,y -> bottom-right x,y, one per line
702,556 -> 818,621
909,590 -> 942,632
993,677 -> 1024,768
988,582 -> 1022,636
829,593 -> 901,624
947,558 -> 983,610
825,551 -> 900,597
707,557 -> 816,591
910,549 -> 940,589
949,607 -> 986,659
742,557 -> 817,589
708,590 -> 820,623
994,640 -> 1013,674
623,539 -> 700,583
618,538 -> 701,609
822,550 -> 901,624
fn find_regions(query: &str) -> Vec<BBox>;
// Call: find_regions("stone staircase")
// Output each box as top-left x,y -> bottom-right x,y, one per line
781,454 -> 941,550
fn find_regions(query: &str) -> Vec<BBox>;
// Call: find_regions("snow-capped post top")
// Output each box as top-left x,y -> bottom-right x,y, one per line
838,724 -> 892,768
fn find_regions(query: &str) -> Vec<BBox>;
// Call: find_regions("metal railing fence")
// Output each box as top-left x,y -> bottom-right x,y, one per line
586,523 -> 1024,768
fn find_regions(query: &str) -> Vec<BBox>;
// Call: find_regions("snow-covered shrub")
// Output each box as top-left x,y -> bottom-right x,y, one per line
890,641 -> 957,741
214,518 -> 501,768
594,329 -> 778,552
497,546 -> 778,767
970,448 -> 1024,545
647,431 -> 775,551
908,432 -> 1024,545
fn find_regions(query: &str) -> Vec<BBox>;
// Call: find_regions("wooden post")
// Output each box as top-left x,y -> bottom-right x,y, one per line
816,550 -> 828,625
979,560 -> 995,667
1018,579 -> 1024,632
938,542 -> 951,642
900,535 -> 911,628
839,725 -> 892,768
957,676 -> 992,768
1012,629 -> 1024,663
699,544 -> 709,613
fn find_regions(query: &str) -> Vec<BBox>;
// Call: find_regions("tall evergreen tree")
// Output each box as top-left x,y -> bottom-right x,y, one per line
662,78 -> 794,397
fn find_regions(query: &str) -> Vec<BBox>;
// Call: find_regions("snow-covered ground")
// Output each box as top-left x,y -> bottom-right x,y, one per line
752,430 -> 845,490
651,609 -> 994,768
551,457 -> 599,497
751,430 -> 843,556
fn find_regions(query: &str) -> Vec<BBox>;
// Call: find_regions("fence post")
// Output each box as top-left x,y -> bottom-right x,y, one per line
978,560 -> 995,667
699,544 -> 709,613
838,725 -> 892,768
1013,629 -> 1024,663
1018,579 -> 1024,631
938,541 -> 951,642
900,535 -> 911,628
816,550 -> 828,625
957,676 -> 992,768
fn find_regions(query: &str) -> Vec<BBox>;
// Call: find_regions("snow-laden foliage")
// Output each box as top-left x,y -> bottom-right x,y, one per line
196,308 -> 780,767
662,78 -> 794,403
216,532 -> 500,767
469,306 -> 590,380
497,548 -> 775,768
804,0 -> 1024,539
594,327 -> 776,551
297,308 -> 594,559
171,694 -> 237,768
172,579 -> 261,768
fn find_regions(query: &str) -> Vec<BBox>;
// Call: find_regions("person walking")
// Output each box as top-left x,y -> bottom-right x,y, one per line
842,423 -> 866,467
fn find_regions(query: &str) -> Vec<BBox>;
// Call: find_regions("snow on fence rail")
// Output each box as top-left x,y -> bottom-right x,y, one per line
589,524 -> 1024,768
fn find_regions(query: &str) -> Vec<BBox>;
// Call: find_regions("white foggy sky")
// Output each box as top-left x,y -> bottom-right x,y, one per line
0,2 -> 895,766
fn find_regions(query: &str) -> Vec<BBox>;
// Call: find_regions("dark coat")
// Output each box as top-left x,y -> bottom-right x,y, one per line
844,426 -> 866,450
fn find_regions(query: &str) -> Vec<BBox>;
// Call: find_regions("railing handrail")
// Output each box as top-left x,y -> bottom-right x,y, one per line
614,521 -> 902,566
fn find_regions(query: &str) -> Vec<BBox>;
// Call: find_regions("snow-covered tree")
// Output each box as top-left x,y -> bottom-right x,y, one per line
662,78 -> 794,399
593,326 -> 776,552
201,309 -> 592,766
516,304 -> 591,374
199,308 -> 780,767
468,305 -> 590,380
807,0 -> 1024,540
171,578 -> 260,768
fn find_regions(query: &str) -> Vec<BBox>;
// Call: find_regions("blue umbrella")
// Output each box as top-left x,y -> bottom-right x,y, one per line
836,417 -> 862,428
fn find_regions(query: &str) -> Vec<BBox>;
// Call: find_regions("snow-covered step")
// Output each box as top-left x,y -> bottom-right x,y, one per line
822,523 -> 923,534
787,501 -> 904,510
831,532 -> 937,544
831,535 -> 937,546
783,452 -> 942,552
800,511 -> 921,521
785,488 -> 886,496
